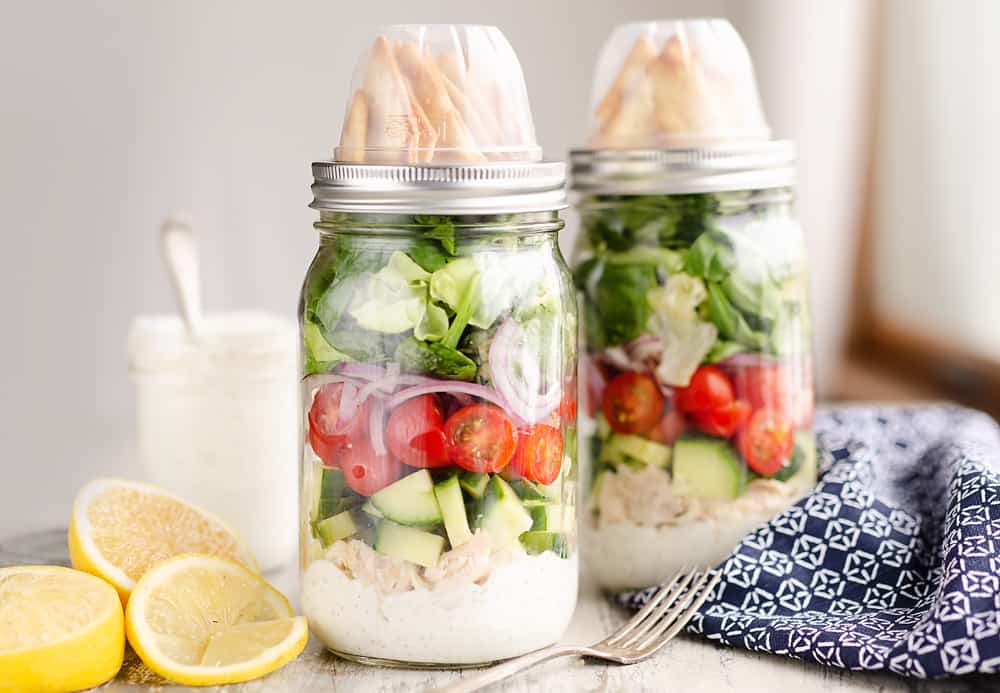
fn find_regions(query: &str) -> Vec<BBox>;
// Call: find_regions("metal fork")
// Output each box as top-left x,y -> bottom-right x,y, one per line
427,568 -> 721,693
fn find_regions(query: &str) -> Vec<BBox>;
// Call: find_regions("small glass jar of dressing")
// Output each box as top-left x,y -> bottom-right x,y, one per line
128,311 -> 299,571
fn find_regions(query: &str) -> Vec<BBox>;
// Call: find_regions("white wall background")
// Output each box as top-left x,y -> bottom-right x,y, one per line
874,0 -> 1000,360
0,0 -> 873,536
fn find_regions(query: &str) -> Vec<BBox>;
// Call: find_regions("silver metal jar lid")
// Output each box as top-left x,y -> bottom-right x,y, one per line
569,140 -> 796,195
310,161 -> 568,215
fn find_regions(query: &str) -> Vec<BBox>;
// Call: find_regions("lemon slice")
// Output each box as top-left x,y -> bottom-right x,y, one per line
125,554 -> 307,686
69,478 -> 256,603
0,565 -> 124,693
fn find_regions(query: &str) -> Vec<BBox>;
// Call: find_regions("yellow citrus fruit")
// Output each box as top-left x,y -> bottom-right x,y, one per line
68,478 -> 256,604
125,554 -> 307,686
0,565 -> 125,693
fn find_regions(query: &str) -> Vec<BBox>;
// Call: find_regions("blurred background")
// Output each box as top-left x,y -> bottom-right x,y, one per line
1,0 -> 997,534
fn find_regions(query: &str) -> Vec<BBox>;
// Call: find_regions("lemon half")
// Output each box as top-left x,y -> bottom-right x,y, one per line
0,565 -> 125,693
125,554 -> 307,686
68,478 -> 256,604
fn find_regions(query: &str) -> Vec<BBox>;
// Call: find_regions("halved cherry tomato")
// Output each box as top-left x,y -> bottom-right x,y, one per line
340,439 -> 403,496
732,363 -> 814,428
309,425 -> 341,467
385,395 -> 449,468
647,408 -> 687,445
508,424 -> 564,485
308,382 -> 369,449
674,366 -> 735,414
601,372 -> 664,435
444,404 -> 518,473
737,408 -> 794,476
558,393 -> 578,423
691,400 -> 750,438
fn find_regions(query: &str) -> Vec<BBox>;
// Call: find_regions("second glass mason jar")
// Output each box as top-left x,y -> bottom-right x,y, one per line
571,18 -> 817,592
571,147 -> 816,590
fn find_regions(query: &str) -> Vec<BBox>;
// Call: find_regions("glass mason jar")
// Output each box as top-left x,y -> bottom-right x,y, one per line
298,163 -> 579,667
571,145 -> 816,591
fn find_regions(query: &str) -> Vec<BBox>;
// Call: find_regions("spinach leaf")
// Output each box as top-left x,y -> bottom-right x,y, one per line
314,274 -> 362,336
302,321 -> 352,375
684,229 -> 737,282
583,300 -> 607,351
325,328 -> 400,363
310,241 -> 382,333
582,194 -> 720,252
414,215 -> 457,256
573,257 -> 603,291
395,336 -> 477,381
592,264 -> 658,346
705,283 -> 768,351
722,274 -> 778,319
408,241 -> 450,272
459,327 -> 497,385
704,340 -> 747,363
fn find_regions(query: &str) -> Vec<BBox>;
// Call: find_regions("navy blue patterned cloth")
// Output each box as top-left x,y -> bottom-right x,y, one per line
616,405 -> 1000,678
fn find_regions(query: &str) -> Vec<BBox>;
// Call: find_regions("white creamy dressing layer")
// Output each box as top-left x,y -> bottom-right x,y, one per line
302,551 -> 578,664
583,509 -> 777,590
585,464 -> 811,590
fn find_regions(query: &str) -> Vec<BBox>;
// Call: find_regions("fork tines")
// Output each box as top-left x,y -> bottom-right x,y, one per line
603,569 -> 721,657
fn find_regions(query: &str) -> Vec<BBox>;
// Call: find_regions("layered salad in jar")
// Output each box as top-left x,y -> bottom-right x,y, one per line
299,217 -> 578,664
299,26 -> 579,665
576,191 -> 816,590
573,20 -> 816,590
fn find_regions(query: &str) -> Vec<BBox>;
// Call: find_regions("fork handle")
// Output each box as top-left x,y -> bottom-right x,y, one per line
427,645 -> 590,693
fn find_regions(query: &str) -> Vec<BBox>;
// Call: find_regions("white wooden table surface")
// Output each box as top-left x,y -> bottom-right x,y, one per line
2,530 -> 992,693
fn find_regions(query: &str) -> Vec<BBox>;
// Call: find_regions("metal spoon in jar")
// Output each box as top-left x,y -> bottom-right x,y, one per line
160,213 -> 203,339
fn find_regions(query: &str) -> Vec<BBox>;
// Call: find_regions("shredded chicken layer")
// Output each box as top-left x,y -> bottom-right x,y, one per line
593,463 -> 804,529
321,530 -> 520,595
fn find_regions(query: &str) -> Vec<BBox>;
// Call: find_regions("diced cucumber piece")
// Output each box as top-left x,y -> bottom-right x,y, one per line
519,531 -> 569,558
530,504 -> 568,532
361,501 -> 383,519
475,476 -> 532,549
509,479 -> 552,507
434,475 -> 473,549
539,472 -> 563,501
600,434 -> 672,468
305,537 -> 325,562
316,510 -> 357,547
596,415 -> 612,438
371,469 -> 442,526
326,493 -> 364,518
374,520 -> 445,568
775,431 -> 817,484
310,465 -> 348,522
459,471 -> 490,499
590,468 -> 609,500
672,435 -> 747,500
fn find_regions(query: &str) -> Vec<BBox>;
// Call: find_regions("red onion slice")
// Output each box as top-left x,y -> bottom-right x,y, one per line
337,362 -> 386,380
301,373 -> 365,416
387,381 -> 526,428
337,382 -> 359,428
369,397 -> 387,456
488,319 -> 562,424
